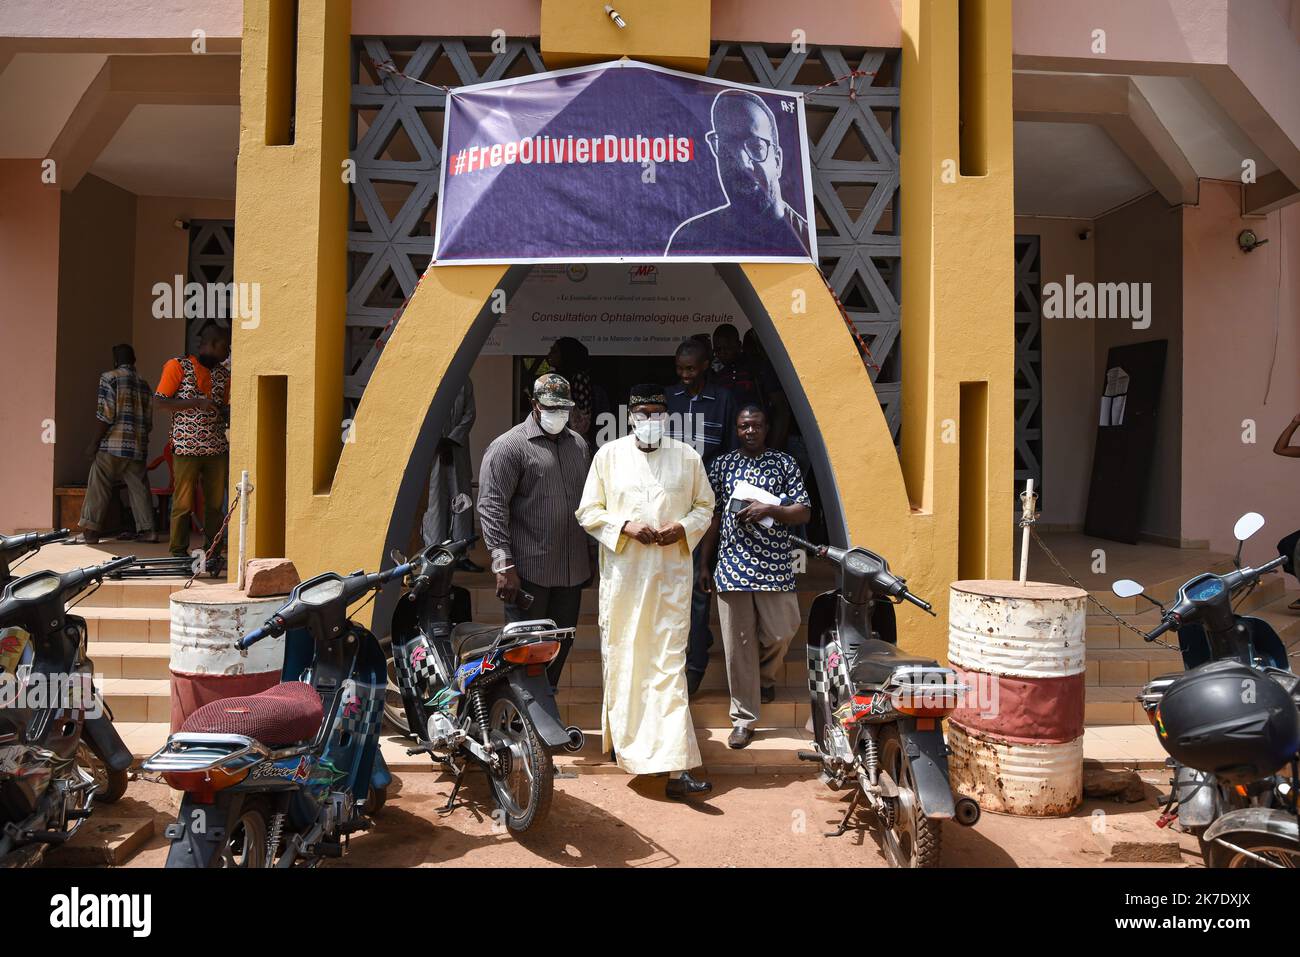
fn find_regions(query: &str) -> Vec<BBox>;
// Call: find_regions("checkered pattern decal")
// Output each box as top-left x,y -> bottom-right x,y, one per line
395,636 -> 438,699
806,642 -> 830,696
336,679 -> 385,743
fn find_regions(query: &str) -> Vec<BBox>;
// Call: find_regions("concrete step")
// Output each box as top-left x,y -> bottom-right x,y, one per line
90,579 -> 187,609
1085,648 -> 1182,688
77,605 -> 171,642
100,677 -> 170,724
87,641 -> 170,680
1084,685 -> 1142,726
1250,592 -> 1300,646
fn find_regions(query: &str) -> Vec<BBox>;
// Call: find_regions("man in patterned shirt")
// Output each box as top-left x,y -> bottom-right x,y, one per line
155,325 -> 230,559
76,344 -> 155,543
698,405 -> 810,749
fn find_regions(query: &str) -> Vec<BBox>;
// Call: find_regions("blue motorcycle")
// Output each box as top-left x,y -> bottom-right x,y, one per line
145,561 -> 409,867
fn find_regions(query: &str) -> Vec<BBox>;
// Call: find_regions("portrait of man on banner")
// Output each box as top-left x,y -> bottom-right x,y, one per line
664,89 -> 812,258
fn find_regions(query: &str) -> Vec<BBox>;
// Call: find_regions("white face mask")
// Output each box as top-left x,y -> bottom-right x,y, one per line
632,418 -> 663,445
539,409 -> 570,435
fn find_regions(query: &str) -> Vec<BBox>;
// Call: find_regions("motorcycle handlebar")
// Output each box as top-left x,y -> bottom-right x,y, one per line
1146,617 -> 1177,642
901,591 -> 936,616
238,616 -> 285,650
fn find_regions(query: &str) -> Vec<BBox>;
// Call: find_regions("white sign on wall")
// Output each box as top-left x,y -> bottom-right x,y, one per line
482,263 -> 750,356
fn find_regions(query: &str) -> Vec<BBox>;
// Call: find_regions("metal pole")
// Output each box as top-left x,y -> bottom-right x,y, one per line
236,470 -> 250,590
1018,479 -> 1035,584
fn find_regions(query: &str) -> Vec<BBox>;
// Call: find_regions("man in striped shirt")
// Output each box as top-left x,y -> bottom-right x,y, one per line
77,344 -> 155,543
477,374 -> 592,686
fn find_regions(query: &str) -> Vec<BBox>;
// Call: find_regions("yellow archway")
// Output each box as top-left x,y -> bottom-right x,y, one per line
229,0 -> 1015,662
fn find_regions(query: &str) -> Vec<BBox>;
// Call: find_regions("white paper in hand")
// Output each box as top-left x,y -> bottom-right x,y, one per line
730,480 -> 780,528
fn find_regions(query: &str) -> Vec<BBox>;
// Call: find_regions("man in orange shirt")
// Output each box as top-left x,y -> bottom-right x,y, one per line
154,325 -> 230,560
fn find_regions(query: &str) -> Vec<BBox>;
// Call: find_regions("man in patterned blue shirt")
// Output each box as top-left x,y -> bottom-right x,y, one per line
698,405 -> 810,749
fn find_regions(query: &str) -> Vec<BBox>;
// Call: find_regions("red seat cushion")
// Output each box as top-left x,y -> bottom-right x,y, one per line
181,681 -> 323,747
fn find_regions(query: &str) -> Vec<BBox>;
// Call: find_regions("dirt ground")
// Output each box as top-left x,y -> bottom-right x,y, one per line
51,767 -> 1206,869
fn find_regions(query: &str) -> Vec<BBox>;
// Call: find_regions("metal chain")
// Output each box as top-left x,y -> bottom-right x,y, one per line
183,486 -> 243,588
1028,526 -> 1180,652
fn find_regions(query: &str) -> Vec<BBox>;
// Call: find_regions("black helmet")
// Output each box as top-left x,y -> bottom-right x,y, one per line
1155,660 -> 1300,786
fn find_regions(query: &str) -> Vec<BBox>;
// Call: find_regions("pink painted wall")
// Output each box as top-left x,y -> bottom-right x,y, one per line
0,161 -> 60,532
1012,0 -> 1229,66
1016,216 -> 1097,528
55,174 -> 137,488
1180,180 -> 1300,563
131,196 -> 236,465
0,0 -> 241,39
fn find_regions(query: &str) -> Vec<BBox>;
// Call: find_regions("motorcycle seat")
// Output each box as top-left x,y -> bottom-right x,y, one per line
452,622 -> 501,661
180,681 -> 323,747
849,638 -> 939,688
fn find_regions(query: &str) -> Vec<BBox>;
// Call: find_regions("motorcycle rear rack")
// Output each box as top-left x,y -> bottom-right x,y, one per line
142,733 -> 269,774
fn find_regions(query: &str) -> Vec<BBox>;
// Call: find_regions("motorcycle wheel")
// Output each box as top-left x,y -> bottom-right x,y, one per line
1205,834 -> 1300,868
367,785 -> 388,817
213,799 -> 269,868
77,743 -> 128,804
878,725 -> 942,868
384,652 -> 413,736
485,684 -> 553,832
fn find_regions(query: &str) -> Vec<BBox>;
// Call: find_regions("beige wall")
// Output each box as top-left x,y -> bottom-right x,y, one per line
0,160 -> 60,532
1181,180 -> 1300,561
54,174 -> 137,488
1093,192 -> 1185,544
1017,216 -> 1096,527
131,196 -> 236,464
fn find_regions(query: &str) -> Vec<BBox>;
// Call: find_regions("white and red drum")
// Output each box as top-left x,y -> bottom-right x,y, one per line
168,583 -> 287,732
946,580 -> 1087,816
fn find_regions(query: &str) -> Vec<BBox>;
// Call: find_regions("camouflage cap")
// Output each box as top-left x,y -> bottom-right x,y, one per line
533,373 -> 575,408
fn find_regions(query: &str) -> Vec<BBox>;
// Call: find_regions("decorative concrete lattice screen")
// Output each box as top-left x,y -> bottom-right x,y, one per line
186,219 -> 236,356
1013,235 -> 1043,497
346,39 -> 902,438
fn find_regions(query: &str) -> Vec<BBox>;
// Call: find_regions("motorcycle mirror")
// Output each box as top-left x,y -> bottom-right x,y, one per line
1233,512 -> 1264,543
390,548 -> 407,565
1111,579 -> 1145,599
451,493 -> 472,516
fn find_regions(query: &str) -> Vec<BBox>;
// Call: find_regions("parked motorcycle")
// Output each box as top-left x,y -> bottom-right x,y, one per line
0,529 -> 71,587
791,534 -> 980,867
386,534 -> 583,832
145,561 -> 405,867
0,552 -> 136,866
1112,511 -> 1300,867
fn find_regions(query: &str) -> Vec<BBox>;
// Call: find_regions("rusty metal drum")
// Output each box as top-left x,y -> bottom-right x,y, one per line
168,583 -> 286,731
945,580 -> 1087,816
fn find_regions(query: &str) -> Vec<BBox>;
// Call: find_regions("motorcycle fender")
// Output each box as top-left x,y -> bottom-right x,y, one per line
1203,806 -> 1299,846
164,793 -> 246,869
898,725 -> 955,819
370,748 -> 392,791
82,713 -> 133,772
1172,765 -> 1218,827
506,670 -> 571,751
